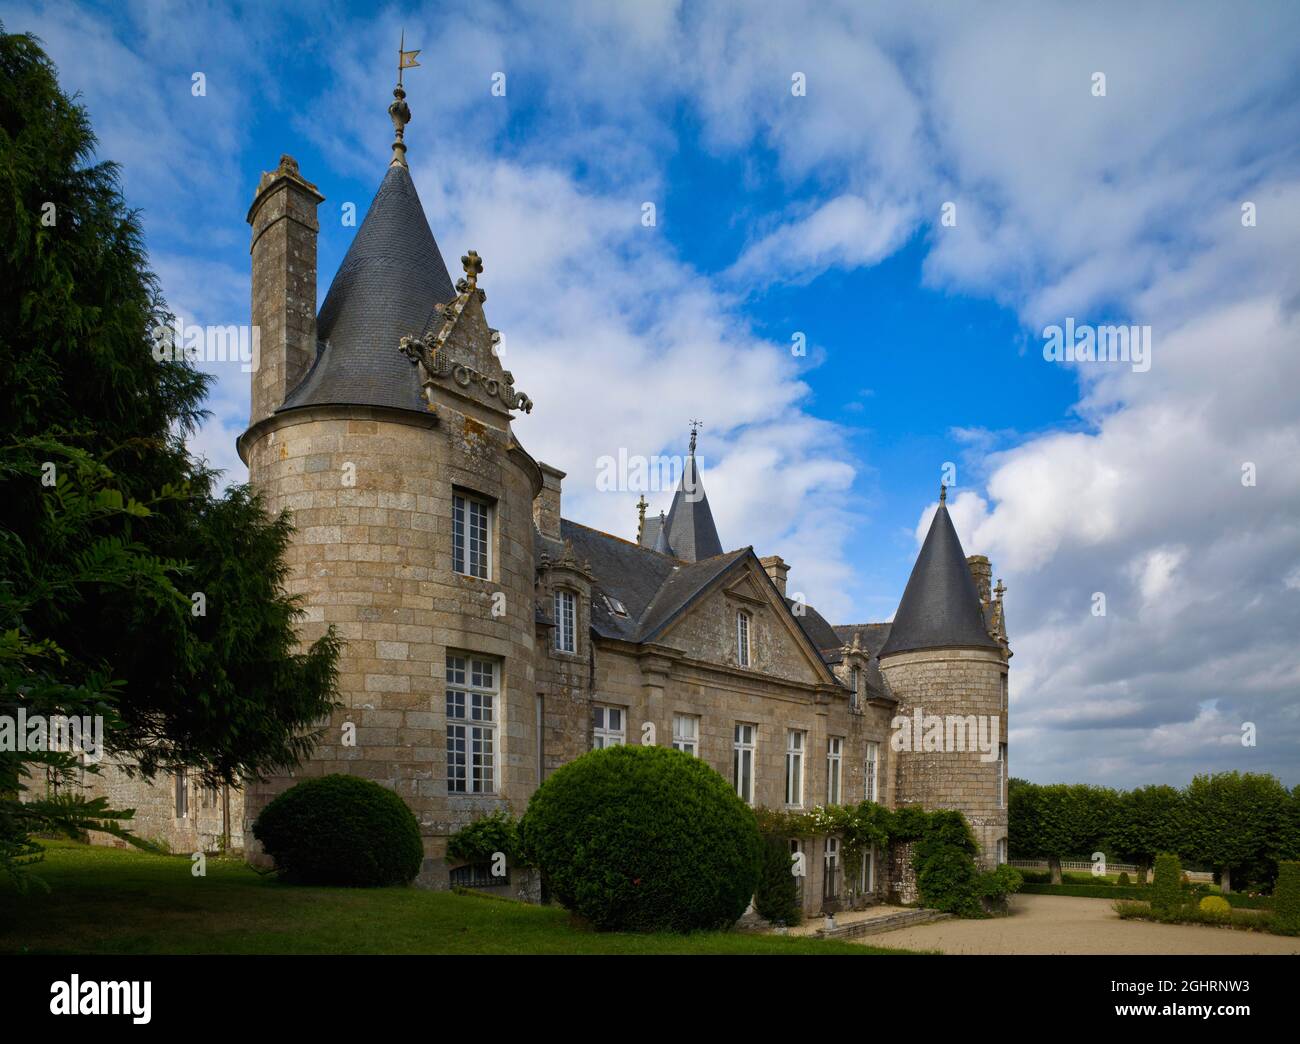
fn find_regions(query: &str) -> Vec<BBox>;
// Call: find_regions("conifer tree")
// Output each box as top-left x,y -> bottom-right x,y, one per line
0,25 -> 339,885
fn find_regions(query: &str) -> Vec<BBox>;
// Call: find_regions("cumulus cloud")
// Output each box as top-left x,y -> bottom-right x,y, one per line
14,0 -> 1299,788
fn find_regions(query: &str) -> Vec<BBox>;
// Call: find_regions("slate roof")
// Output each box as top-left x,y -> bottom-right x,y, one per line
539,520 -> 745,643
877,499 -> 1000,657
279,163 -> 457,414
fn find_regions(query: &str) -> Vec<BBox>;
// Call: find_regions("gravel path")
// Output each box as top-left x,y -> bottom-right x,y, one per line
859,894 -> 1300,954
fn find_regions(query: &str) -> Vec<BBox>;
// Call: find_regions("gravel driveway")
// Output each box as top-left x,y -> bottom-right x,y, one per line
859,894 -> 1300,954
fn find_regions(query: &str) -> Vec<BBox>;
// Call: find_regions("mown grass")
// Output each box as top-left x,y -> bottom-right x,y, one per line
0,841 -> 919,955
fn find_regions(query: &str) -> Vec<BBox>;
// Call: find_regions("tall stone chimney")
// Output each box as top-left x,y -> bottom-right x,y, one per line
247,155 -> 324,427
760,555 -> 790,596
534,463 -> 565,540
967,554 -> 992,608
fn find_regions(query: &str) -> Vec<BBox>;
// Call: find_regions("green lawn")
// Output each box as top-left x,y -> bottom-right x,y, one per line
0,841 -> 917,955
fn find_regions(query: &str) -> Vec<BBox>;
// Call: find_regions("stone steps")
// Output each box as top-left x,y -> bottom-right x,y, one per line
817,908 -> 952,939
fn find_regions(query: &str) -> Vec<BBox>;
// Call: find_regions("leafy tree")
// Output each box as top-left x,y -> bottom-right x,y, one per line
1182,772 -> 1289,892
1106,784 -> 1184,884
0,26 -> 339,886
1010,782 -> 1110,883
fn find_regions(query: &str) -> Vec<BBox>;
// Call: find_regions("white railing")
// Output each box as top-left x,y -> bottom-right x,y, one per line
1009,858 -> 1214,882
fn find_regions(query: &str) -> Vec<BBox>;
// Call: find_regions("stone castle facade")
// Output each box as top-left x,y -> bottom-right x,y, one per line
86,93 -> 1011,915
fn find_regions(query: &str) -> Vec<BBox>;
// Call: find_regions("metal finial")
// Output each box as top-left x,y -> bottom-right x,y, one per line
389,31 -> 421,167
939,483 -> 947,504
688,418 -> 702,453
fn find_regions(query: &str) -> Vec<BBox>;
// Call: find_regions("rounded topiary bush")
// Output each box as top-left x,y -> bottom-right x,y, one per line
519,745 -> 762,932
1198,895 -> 1231,919
252,774 -> 424,887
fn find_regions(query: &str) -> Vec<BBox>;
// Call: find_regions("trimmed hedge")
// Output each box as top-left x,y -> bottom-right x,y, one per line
252,774 -> 424,887
753,833 -> 802,926
520,745 -> 762,932
1152,851 -> 1183,914
1275,861 -> 1300,934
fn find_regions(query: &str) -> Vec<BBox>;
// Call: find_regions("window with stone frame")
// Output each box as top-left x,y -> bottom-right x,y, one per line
858,844 -> 875,895
446,655 -> 499,794
849,666 -> 860,708
174,767 -> 188,819
864,740 -> 879,802
827,736 -> 843,805
736,610 -> 751,667
823,836 -> 840,900
784,729 -> 805,806
996,838 -> 1008,864
451,491 -> 492,579
672,713 -> 699,756
733,722 -> 756,803
554,588 -> 576,653
592,704 -> 625,749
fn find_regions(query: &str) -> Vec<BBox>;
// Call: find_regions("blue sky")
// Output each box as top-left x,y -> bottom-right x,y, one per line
12,0 -> 1300,788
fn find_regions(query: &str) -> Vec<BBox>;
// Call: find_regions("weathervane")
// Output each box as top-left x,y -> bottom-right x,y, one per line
688,418 -> 703,453
389,30 -> 421,167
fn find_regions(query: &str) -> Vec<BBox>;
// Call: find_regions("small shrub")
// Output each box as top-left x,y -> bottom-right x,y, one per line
447,810 -> 523,868
1151,852 -> 1183,915
753,834 -> 802,927
1198,895 -> 1231,921
520,745 -> 762,932
976,865 -> 1023,912
1274,861 -> 1300,935
914,842 -> 981,917
253,774 -> 424,887
1117,871 -> 1131,886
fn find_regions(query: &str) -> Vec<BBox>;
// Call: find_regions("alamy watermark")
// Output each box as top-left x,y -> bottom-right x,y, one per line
152,316 -> 260,373
890,706 -> 1000,761
1042,318 -> 1151,373
595,451 -> 704,501
0,711 -> 104,764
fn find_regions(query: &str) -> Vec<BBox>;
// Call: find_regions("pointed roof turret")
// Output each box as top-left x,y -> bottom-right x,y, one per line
878,484 -> 1000,657
279,53 -> 455,416
652,511 -> 674,556
660,422 -> 723,561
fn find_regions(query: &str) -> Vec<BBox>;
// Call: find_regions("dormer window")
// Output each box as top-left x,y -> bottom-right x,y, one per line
554,589 -> 576,653
850,666 -> 861,707
736,610 -> 751,667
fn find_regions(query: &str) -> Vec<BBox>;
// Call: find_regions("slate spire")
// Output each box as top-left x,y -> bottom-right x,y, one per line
278,81 -> 456,416
878,485 -> 1000,657
661,422 -> 724,561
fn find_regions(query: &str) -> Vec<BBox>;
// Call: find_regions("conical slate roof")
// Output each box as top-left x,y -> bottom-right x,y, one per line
878,494 -> 1000,657
279,163 -> 456,414
660,448 -> 724,561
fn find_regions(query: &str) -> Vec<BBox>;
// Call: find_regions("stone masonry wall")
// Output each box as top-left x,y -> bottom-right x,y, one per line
879,646 -> 1008,868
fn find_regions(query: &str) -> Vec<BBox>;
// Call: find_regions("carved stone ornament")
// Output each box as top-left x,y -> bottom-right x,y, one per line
399,332 -> 534,414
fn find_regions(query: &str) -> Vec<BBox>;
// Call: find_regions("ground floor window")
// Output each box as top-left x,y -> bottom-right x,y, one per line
823,837 -> 840,900
790,839 -> 805,904
672,713 -> 699,756
592,704 -> 625,749
858,844 -> 875,895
